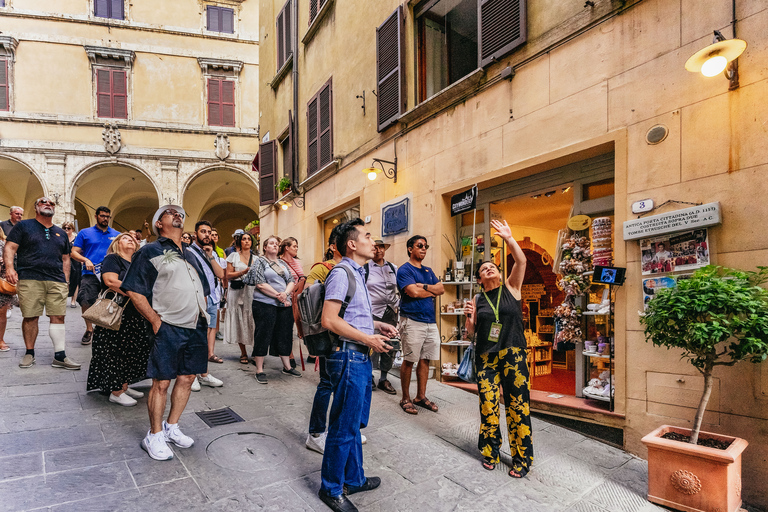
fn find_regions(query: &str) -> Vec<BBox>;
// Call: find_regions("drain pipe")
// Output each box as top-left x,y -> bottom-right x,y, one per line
291,0 -> 300,190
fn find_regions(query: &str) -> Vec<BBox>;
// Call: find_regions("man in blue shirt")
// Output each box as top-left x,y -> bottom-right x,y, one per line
396,235 -> 444,415
318,218 -> 397,512
71,206 -> 120,345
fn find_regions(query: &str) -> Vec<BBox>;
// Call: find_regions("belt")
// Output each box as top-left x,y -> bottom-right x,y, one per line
341,341 -> 371,355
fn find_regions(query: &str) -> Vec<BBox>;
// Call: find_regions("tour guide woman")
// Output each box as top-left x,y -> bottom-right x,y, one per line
464,218 -> 533,478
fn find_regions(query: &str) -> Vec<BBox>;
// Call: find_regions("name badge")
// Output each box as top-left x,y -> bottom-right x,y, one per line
489,322 -> 502,342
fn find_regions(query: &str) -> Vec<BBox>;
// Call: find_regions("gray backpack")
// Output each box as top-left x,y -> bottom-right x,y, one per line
297,265 -> 356,357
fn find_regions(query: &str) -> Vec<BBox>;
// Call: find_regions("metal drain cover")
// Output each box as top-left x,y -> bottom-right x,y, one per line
206,432 -> 287,473
196,407 -> 245,427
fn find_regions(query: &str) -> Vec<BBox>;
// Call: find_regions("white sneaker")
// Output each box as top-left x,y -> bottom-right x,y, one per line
361,433 -> 367,445
306,432 -> 327,454
124,388 -> 144,399
191,377 -> 201,392
109,392 -> 137,407
141,431 -> 174,461
163,421 -> 194,448
198,374 -> 223,387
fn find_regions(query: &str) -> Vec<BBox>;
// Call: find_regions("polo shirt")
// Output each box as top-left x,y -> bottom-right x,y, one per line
324,257 -> 374,343
6,219 -> 70,282
397,261 -> 439,324
121,237 -> 210,329
73,225 -> 120,275
1,219 -> 18,236
365,260 -> 399,318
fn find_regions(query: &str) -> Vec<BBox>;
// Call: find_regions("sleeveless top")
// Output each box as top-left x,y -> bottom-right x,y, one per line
474,285 -> 526,355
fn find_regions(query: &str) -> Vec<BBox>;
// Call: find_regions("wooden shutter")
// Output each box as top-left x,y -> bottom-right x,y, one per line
207,6 -> 220,32
111,70 -> 127,119
318,81 -> 332,168
0,59 -> 8,111
221,80 -> 235,127
376,6 -> 404,132
95,0 -> 108,17
110,0 -> 124,19
259,140 -> 278,205
306,95 -> 318,175
288,110 -> 297,185
97,69 -> 112,117
277,10 -> 285,68
479,0 -> 527,68
284,1 -> 292,60
221,8 -> 234,33
208,78 -> 221,125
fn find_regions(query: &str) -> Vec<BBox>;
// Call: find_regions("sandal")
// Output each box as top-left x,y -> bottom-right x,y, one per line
508,463 -> 528,479
208,355 -> 224,364
0,343 -> 10,352
413,398 -> 439,412
239,355 -> 249,364
482,460 -> 496,471
399,399 -> 418,415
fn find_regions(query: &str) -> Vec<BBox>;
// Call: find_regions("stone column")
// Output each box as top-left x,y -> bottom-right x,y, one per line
159,159 -> 179,205
44,153 -> 69,224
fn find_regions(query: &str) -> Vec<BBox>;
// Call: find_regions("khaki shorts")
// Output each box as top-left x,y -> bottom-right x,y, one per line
17,280 -> 68,318
399,317 -> 440,363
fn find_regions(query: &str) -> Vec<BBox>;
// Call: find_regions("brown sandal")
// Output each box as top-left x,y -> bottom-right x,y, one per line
400,400 -> 418,415
413,398 -> 439,412
239,355 -> 249,364
208,355 -> 224,364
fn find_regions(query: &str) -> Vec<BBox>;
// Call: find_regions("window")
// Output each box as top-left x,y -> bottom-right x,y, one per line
207,6 -> 234,34
0,58 -> 8,111
259,140 -> 277,206
281,111 -> 295,181
96,68 -> 127,119
207,78 -> 235,127
276,0 -> 292,69
306,79 -> 333,176
376,6 -> 405,132
94,0 -> 124,20
416,0 -> 526,102
309,0 -> 329,26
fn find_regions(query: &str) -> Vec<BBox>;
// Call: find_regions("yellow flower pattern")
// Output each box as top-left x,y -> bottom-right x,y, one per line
475,348 -> 534,473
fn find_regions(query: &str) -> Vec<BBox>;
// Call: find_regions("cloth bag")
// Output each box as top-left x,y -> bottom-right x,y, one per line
82,290 -> 128,331
457,342 -> 476,383
0,277 -> 16,295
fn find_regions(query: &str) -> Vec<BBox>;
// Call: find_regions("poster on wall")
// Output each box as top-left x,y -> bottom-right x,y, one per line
642,274 -> 692,309
640,228 -> 710,275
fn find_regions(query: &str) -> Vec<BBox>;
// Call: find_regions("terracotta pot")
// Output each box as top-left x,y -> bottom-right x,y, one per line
641,425 -> 748,512
249,226 -> 260,235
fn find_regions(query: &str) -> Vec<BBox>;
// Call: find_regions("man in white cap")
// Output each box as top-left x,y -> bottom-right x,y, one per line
121,205 -> 211,461
225,229 -> 246,256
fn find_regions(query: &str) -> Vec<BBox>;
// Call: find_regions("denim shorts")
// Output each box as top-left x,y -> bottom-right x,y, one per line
147,316 -> 208,380
206,296 -> 219,329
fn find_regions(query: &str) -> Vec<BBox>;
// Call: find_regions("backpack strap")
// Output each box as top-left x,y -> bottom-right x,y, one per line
363,263 -> 370,283
332,265 -> 357,319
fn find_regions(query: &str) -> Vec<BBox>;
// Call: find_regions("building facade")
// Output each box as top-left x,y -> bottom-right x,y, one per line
0,0 -> 260,242
257,0 -> 768,506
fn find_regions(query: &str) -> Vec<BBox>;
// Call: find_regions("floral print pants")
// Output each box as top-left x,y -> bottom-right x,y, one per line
476,347 -> 534,475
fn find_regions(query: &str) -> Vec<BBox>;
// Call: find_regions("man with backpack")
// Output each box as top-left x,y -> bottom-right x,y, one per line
364,240 -> 399,395
317,218 -> 397,512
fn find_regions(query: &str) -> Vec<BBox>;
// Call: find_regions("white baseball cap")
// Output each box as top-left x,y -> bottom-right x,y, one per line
151,205 -> 186,236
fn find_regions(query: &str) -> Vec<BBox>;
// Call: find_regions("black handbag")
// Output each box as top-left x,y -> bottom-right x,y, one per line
229,253 -> 253,290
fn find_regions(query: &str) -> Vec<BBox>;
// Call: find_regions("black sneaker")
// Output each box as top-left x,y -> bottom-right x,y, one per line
81,331 -> 93,345
282,367 -> 302,378
255,373 -> 268,384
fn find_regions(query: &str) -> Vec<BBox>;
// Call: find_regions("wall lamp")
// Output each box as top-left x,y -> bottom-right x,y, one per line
685,30 -> 746,90
277,195 -> 305,211
363,158 -> 397,183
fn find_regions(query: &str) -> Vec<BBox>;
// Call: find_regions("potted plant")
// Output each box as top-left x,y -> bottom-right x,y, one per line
245,219 -> 260,235
640,265 -> 768,512
276,177 -> 292,196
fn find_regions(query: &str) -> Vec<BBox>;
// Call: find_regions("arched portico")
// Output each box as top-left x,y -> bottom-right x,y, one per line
0,154 -> 46,219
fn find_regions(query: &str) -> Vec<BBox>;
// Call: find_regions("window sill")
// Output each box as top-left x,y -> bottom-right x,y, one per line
301,0 -> 334,46
299,158 -> 340,192
398,68 -> 486,126
270,54 -> 293,90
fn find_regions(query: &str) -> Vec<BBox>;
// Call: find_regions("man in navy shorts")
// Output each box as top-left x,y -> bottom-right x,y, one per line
122,204 -> 211,461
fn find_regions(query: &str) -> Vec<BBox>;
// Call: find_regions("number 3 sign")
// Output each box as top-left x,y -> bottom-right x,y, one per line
632,199 -> 654,214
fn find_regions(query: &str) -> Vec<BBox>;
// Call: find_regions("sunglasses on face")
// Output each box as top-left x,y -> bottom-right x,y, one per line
162,209 -> 185,219
64,227 -> 72,230
37,200 -> 55,206
414,243 -> 429,249
97,214 -> 112,219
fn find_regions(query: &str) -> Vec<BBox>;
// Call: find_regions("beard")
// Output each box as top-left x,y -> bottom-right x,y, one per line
38,207 -> 54,217
172,218 -> 184,229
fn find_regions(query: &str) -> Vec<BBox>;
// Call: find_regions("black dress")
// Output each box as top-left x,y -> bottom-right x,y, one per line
86,254 -> 150,393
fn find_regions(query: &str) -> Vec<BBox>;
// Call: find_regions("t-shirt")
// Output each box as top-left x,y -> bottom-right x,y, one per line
305,260 -> 336,286
6,219 -> 71,283
397,261 -> 439,324
1,219 -> 18,236
73,225 -> 120,276
249,257 -> 294,307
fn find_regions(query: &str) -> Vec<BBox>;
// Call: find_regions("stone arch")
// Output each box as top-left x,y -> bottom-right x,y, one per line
182,164 -> 259,247
0,153 -> 47,217
70,160 -> 161,232
517,237 -> 563,309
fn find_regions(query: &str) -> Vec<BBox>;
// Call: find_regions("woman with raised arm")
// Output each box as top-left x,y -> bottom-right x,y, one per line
464,219 -> 533,478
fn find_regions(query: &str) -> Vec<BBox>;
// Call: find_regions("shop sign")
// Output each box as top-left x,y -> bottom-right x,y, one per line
450,186 -> 477,217
567,215 -> 591,231
381,196 -> 409,237
622,202 -> 721,240
521,284 -> 546,301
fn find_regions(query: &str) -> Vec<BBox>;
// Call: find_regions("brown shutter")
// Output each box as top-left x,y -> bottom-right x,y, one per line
0,59 -> 8,111
287,110 -> 296,185
222,8 -> 235,33
97,69 -> 112,117
221,80 -> 235,127
259,140 -> 278,206
111,70 -> 127,119
318,80 -> 332,168
277,10 -> 285,68
479,0 -> 527,68
284,0 -> 292,60
306,95 -> 318,175
207,78 -> 221,125
376,6 -> 404,132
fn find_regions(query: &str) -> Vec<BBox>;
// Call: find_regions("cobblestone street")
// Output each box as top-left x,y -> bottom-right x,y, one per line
0,309 -> 663,511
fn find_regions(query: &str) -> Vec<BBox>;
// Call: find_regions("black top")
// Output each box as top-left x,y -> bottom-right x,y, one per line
474,285 -> 526,355
6,219 -> 71,282
101,253 -> 138,314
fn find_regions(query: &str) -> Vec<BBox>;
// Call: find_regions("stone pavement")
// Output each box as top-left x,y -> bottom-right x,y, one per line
0,309 -> 665,512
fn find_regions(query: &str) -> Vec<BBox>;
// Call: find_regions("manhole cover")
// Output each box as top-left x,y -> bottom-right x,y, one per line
206,432 -> 287,473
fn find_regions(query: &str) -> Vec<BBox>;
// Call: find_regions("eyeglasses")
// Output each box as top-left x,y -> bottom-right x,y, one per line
414,243 -> 430,249
97,214 -> 112,219
161,209 -> 185,219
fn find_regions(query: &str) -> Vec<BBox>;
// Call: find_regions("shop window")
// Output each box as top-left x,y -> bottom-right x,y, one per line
259,140 -> 277,206
94,0 -> 124,20
276,0 -> 292,69
306,79 -> 333,176
582,178 -> 615,201
207,78 -> 235,127
96,68 -> 127,119
0,58 -> 8,111
376,6 -> 405,132
207,5 -> 234,34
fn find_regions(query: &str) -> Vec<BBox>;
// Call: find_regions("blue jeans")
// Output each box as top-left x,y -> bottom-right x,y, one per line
309,356 -> 332,434
320,349 -> 372,497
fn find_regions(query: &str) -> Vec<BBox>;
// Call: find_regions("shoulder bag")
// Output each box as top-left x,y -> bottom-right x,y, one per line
229,253 -> 253,290
0,277 -> 16,296
82,289 -> 128,331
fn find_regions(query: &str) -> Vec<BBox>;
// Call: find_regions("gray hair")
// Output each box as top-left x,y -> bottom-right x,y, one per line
10,206 -> 22,213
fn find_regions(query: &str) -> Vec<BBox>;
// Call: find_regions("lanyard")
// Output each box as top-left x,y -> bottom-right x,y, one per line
482,287 -> 503,323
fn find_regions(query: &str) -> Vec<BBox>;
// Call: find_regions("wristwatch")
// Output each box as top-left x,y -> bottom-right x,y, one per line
423,284 -> 429,291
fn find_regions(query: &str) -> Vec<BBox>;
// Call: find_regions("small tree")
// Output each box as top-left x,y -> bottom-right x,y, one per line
641,265 -> 768,445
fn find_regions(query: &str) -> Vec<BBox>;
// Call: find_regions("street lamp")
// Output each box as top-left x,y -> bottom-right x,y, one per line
685,31 -> 746,89
362,158 -> 397,183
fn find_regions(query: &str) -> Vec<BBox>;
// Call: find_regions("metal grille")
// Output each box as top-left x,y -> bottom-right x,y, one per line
196,407 -> 245,427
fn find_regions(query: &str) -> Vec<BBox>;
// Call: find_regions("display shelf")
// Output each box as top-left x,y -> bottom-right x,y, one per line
442,341 -> 471,346
442,281 -> 475,286
441,312 -> 466,316
583,389 -> 611,402
438,280 -> 473,383
582,311 -> 610,316
582,351 -> 611,359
